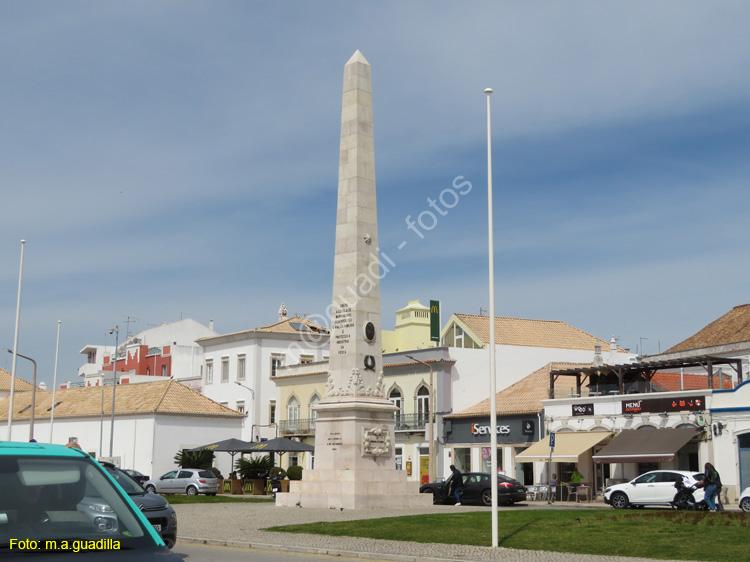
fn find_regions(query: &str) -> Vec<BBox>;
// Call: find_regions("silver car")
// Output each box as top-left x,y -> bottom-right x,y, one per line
144,468 -> 219,496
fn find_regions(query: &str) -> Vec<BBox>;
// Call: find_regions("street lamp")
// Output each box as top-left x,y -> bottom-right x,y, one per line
3,348 -> 36,441
109,325 -> 119,457
485,87 -> 499,547
7,239 -> 26,441
234,382 -> 255,439
406,354 -> 435,484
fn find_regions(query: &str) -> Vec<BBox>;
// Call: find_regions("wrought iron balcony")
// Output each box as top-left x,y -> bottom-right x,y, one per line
394,413 -> 427,431
278,418 -> 316,436
277,413 -> 428,436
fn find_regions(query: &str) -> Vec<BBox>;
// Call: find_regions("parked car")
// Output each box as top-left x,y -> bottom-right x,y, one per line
419,472 -> 527,506
82,462 -> 177,548
739,487 -> 750,512
122,469 -> 149,485
0,441 -> 180,561
604,470 -> 705,509
144,468 -> 219,496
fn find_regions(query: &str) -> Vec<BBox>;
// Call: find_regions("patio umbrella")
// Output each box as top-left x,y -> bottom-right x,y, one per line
245,437 -> 314,467
188,438 -> 257,471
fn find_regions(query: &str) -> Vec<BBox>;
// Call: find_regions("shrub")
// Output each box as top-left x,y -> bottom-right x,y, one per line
269,466 -> 287,479
235,455 -> 273,479
174,449 -> 215,469
287,465 -> 303,480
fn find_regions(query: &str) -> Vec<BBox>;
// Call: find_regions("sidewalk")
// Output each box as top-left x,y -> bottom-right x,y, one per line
175,499 -> 708,562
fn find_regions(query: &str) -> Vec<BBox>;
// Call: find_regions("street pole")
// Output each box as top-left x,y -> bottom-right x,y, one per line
109,325 -> 119,457
4,348 -> 35,441
7,239 -> 26,441
50,320 -> 61,443
485,87 -> 499,548
406,354 -> 435,484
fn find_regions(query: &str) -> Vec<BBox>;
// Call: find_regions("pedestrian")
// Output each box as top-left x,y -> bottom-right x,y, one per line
450,464 -> 464,506
703,462 -> 722,512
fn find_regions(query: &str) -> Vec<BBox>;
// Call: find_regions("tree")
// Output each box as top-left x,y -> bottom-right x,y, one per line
174,449 -> 215,469
235,455 -> 272,479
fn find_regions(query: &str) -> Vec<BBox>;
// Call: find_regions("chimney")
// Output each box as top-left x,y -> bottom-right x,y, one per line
593,344 -> 604,367
209,319 -> 214,331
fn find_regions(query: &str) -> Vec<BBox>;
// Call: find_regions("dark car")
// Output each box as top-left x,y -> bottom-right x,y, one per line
0,441 -> 180,561
420,471 -> 527,506
90,462 -> 177,548
122,469 -> 150,485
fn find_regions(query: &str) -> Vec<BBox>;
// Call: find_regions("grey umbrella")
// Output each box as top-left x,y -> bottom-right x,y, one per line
245,437 -> 314,467
189,438 -> 257,472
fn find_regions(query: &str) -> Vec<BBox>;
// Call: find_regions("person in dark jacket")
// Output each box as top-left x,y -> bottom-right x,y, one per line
703,462 -> 722,512
450,464 -> 464,505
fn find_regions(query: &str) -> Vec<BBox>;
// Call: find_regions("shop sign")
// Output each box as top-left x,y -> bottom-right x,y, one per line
471,423 -> 511,435
622,396 -> 705,414
572,403 -> 594,416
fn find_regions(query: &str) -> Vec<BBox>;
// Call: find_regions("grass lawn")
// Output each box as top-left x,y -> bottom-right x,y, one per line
266,509 -> 750,562
163,494 -> 274,504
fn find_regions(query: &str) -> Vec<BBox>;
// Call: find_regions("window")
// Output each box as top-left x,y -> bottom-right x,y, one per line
300,354 -> 314,364
389,388 -> 403,428
309,394 -> 320,424
287,396 -> 300,427
237,355 -> 246,381
289,454 -> 299,467
271,354 -> 284,377
205,360 -> 213,384
453,447 -> 471,472
481,447 -> 503,473
416,385 -> 430,425
269,401 -> 276,424
221,357 -> 229,383
161,364 -> 168,377
236,400 -> 245,415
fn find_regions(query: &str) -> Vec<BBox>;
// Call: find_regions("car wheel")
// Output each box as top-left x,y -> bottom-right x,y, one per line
610,492 -> 629,510
186,485 -> 198,496
741,498 -> 750,512
145,485 -> 156,494
163,537 -> 176,549
481,489 -> 492,506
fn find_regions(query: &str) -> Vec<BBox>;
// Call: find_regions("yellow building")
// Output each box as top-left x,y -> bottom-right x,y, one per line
382,299 -> 433,353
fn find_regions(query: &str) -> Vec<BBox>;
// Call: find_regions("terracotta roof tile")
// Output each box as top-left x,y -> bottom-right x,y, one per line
454,314 -> 617,351
651,372 -> 736,392
0,368 -> 35,393
666,304 -> 750,353
449,362 -> 591,418
0,380 -> 243,421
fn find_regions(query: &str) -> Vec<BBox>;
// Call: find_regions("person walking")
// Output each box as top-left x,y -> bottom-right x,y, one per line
450,464 -> 464,506
703,462 -> 722,512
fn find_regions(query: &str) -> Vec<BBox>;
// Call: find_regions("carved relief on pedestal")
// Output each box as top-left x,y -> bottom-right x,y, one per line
362,426 -> 391,457
326,370 -> 387,398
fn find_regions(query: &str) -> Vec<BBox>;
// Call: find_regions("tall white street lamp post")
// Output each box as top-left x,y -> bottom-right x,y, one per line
234,381 -> 255,438
109,325 -> 119,457
4,349 -> 36,441
7,239 -> 26,441
485,87 -> 499,548
50,320 -> 61,443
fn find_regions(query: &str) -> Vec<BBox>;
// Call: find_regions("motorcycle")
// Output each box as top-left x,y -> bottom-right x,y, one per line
672,478 -> 708,511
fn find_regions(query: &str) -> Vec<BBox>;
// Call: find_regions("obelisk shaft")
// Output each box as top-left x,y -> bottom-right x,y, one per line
327,50 -> 383,398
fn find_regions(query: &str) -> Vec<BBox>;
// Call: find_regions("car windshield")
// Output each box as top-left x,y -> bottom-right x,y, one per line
0,455 -> 155,550
105,468 -> 146,496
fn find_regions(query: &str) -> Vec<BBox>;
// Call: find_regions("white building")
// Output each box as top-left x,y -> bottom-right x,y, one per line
77,318 -> 219,389
197,304 -> 330,444
441,313 -> 635,412
0,379 -> 244,478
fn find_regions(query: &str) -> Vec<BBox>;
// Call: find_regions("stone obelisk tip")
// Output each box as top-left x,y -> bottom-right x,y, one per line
347,50 -> 369,66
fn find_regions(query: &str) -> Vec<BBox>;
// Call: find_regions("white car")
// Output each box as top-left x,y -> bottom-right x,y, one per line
739,487 -> 750,512
604,470 -> 705,509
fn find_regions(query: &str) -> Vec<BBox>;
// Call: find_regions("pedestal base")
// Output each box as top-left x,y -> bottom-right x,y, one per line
276,468 -> 433,509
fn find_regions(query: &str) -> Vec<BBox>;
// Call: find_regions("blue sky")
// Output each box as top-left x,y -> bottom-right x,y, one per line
2,1 -> 749,388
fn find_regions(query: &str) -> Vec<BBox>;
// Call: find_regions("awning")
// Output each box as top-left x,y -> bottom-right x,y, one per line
592,427 -> 699,464
515,431 -> 611,462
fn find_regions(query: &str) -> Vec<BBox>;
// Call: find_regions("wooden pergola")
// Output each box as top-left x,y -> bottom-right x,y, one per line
549,355 -> 744,399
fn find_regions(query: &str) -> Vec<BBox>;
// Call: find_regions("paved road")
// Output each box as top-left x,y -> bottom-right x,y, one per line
175,500 -> 709,562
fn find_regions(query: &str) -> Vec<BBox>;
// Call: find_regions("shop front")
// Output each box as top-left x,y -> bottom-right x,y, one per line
444,415 -> 539,484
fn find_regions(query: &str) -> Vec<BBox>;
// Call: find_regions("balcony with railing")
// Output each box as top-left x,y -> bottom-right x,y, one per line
277,413 -> 428,436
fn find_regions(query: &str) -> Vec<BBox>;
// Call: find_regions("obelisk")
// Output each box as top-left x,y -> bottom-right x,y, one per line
277,51 -> 431,509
